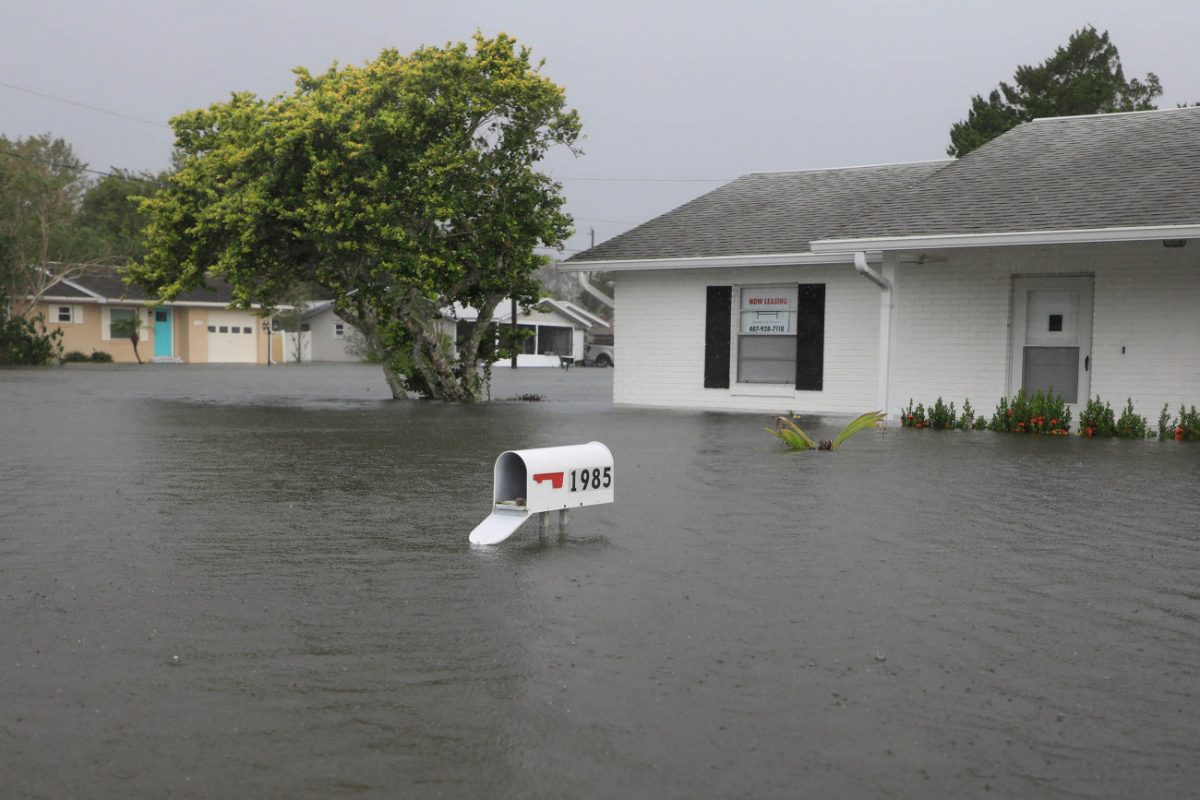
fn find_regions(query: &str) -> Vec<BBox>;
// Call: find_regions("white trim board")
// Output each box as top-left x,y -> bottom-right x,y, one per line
559,251 -> 876,272
810,225 -> 1200,254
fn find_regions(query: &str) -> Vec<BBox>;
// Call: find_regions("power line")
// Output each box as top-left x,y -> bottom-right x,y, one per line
0,148 -> 160,183
0,80 -> 171,129
574,217 -> 638,225
559,176 -> 730,183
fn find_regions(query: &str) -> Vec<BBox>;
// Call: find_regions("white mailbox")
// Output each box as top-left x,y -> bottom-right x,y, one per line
469,441 -> 614,545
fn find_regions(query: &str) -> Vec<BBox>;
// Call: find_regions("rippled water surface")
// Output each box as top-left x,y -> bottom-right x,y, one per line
2,364 -> 1199,798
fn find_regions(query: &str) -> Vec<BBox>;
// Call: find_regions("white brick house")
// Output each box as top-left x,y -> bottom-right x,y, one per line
563,108 -> 1200,420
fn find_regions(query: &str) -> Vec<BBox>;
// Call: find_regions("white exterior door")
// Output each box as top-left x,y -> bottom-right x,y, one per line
1010,276 -> 1093,408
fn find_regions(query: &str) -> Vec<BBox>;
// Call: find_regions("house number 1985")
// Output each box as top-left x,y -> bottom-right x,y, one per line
569,467 -> 612,492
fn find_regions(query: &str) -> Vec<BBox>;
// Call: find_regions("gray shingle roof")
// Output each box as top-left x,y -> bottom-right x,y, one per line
565,161 -> 948,263
55,267 -> 240,304
816,107 -> 1200,241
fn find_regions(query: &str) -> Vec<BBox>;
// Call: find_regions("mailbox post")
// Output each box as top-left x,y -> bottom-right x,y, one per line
469,442 -> 614,545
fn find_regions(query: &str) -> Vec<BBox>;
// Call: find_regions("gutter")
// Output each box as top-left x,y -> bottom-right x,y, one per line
811,223 -> 1200,254
560,251 -> 876,272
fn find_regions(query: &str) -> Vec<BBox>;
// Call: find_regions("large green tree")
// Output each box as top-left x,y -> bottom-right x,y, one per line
947,26 -> 1162,157
77,168 -> 166,263
0,134 -> 149,318
0,134 -> 95,317
130,33 -> 582,400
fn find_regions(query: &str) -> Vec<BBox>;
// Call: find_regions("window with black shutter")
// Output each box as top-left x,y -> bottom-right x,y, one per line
703,286 -> 732,388
794,284 -> 825,391
706,283 -> 825,390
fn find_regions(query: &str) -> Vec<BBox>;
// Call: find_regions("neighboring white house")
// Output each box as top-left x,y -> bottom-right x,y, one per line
280,297 -> 608,367
490,297 -> 610,367
561,107 -> 1200,420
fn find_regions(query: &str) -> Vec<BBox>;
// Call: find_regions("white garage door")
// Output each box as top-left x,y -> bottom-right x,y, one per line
206,311 -> 258,363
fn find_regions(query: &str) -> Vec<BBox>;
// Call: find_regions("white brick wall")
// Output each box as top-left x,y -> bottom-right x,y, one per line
614,241 -> 1200,420
614,266 -> 880,413
891,240 -> 1200,420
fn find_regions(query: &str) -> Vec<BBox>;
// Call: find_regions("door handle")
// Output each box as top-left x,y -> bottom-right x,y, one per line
1084,355 -> 1090,372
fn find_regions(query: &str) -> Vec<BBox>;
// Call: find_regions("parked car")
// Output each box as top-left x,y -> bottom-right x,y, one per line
584,332 -> 614,367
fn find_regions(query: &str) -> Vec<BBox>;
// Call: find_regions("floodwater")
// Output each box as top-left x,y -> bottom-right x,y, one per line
2,363 -> 1198,799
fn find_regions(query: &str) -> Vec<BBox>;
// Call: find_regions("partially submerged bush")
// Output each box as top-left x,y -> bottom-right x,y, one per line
1158,404 -> 1200,442
768,410 -> 885,451
62,350 -> 114,364
1,309 -> 63,366
1113,399 -> 1148,439
987,389 -> 1071,434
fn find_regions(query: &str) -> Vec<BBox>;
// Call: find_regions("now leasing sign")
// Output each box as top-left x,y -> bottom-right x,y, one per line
740,287 -> 797,335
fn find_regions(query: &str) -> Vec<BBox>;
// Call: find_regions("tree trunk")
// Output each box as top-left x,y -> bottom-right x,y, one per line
381,362 -> 407,399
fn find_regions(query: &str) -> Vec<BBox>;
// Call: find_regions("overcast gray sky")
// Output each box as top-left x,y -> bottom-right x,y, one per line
3,0 -> 1197,255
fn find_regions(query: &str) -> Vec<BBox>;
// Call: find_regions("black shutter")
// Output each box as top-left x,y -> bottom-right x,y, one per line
704,286 -> 732,388
795,284 -> 825,390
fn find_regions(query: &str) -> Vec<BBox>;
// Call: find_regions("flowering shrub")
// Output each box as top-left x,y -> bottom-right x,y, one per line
988,389 -> 1071,435
900,399 -> 928,428
1158,404 -> 1200,442
901,393 -> 1196,443
1113,399 -> 1148,438
1077,396 -> 1115,438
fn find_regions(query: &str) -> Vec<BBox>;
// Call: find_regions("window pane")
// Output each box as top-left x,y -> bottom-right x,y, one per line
518,324 -> 536,354
1023,347 -> 1079,404
109,308 -> 136,338
737,335 -> 795,384
536,325 -> 572,356
57,306 -> 72,322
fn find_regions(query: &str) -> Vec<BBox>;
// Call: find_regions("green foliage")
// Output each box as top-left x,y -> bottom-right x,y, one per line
768,411 -> 884,452
0,287 -> 63,365
900,399 -> 927,428
831,411 -> 887,449
948,26 -> 1162,157
61,349 -> 113,363
0,135 -> 155,317
1078,396 -> 1116,437
76,169 -> 166,262
956,398 -> 978,430
1157,404 -> 1200,442
767,416 -> 816,451
129,33 -> 582,401
982,389 -> 1071,434
1114,398 -> 1148,439
928,397 -> 956,430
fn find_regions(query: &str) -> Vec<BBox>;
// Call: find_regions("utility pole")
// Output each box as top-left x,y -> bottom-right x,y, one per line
510,296 -> 518,369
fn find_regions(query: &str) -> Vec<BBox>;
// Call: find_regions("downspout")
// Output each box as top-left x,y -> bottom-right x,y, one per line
577,272 -> 614,311
853,251 -> 894,419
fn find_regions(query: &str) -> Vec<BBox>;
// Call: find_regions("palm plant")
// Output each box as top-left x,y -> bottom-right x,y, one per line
110,315 -> 142,364
767,410 -> 885,451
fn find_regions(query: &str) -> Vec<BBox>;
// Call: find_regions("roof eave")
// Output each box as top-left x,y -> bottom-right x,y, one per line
810,224 -> 1200,254
559,251 -> 869,272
